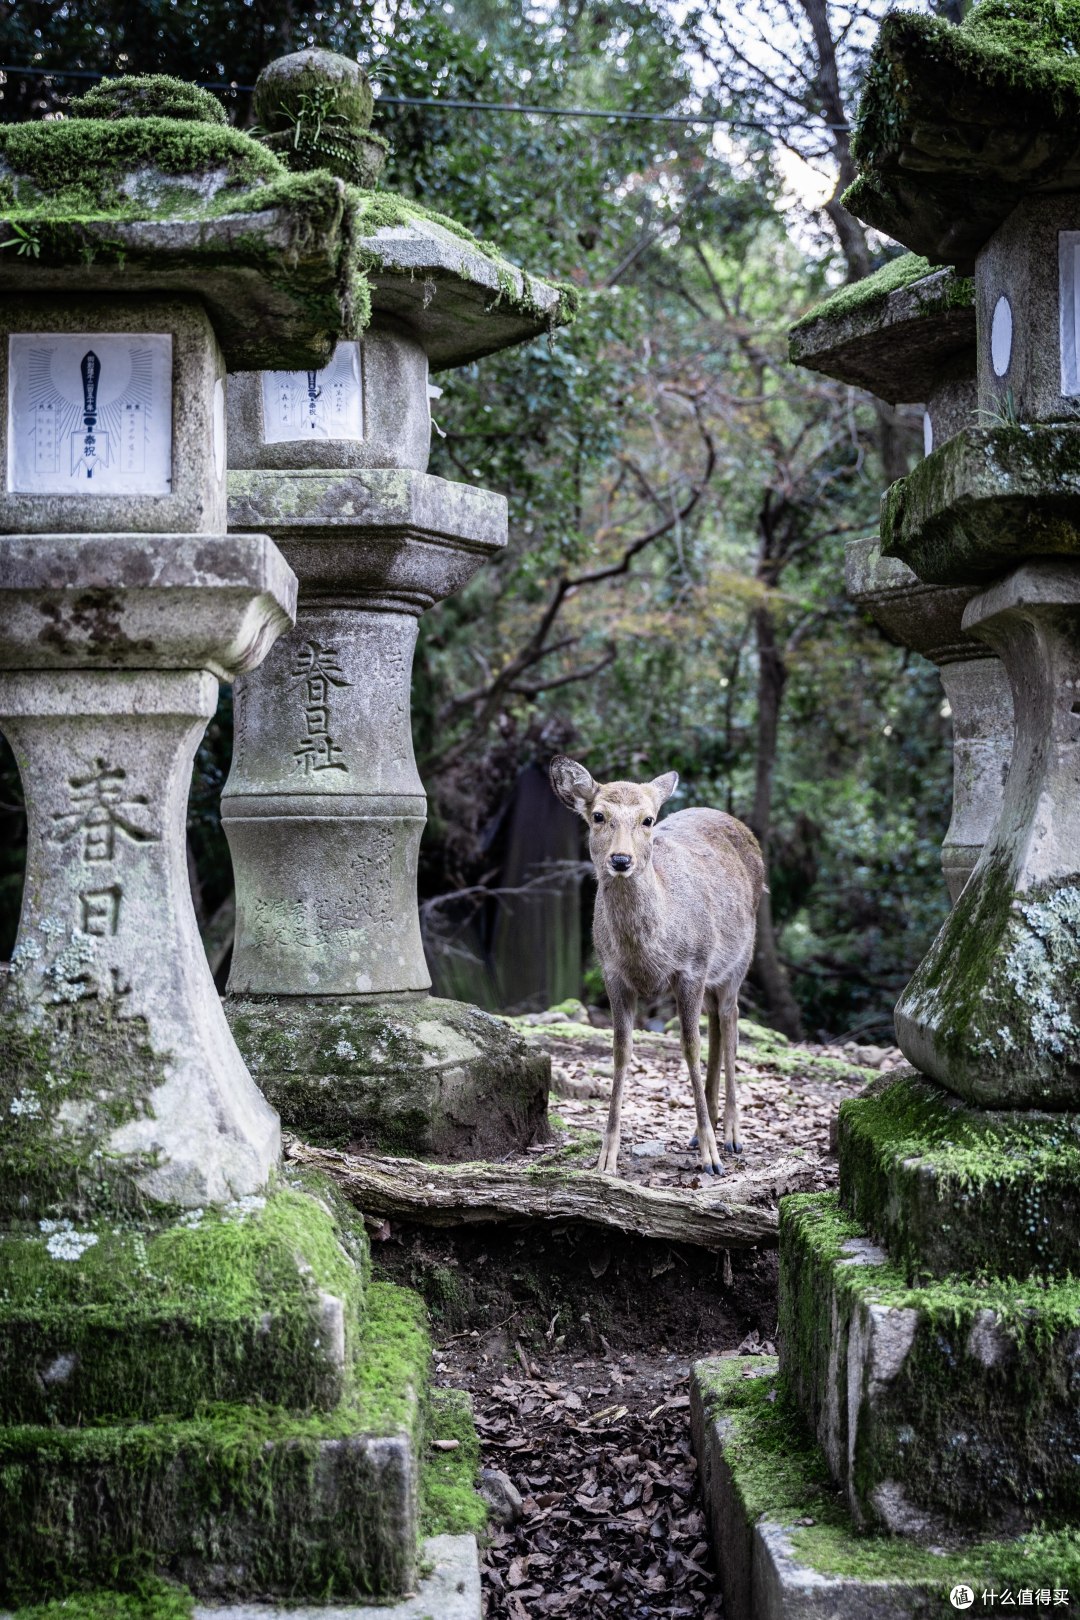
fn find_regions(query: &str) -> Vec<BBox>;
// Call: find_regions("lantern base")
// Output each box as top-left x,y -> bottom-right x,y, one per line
226,993 -> 551,1160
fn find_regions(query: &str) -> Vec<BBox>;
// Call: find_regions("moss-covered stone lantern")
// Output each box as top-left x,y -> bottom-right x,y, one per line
0,74 -> 480,1610
222,49 -> 569,1158
791,253 -> 1014,902
689,4 -> 1080,1609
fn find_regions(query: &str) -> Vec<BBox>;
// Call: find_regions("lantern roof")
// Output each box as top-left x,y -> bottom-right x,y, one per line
789,255 -> 975,402
845,1 -> 1080,271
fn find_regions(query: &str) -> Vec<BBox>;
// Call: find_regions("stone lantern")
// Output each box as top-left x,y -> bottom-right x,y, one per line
791,255 -> 1014,901
222,50 -> 567,1159
0,75 -> 477,1609
690,5 -> 1080,1609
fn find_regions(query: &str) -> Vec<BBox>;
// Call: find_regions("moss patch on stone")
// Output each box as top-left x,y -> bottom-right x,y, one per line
697,1355 -> 1080,1592
882,424 -> 1080,583
780,1192 -> 1080,1532
844,4 -> 1080,265
0,1277 -> 428,1606
838,1071 -> 1080,1280
0,1002 -> 169,1220
791,253 -> 935,333
9,1578 -> 194,1619
228,995 -> 550,1161
421,1387 -> 486,1539
68,75 -> 226,125
896,855 -> 1080,1108
0,1181 -> 367,1424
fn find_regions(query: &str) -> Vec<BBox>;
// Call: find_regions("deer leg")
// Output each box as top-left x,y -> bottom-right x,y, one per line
677,979 -> 721,1176
722,1006 -> 741,1153
705,995 -> 722,1130
598,979 -> 635,1175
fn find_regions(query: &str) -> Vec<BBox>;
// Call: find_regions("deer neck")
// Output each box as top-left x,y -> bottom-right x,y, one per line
600,862 -> 663,937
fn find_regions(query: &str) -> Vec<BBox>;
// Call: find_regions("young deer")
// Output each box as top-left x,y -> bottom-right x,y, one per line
550,757 -> 764,1176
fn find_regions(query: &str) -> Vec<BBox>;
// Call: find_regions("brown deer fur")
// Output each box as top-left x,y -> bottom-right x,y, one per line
549,757 -> 764,1176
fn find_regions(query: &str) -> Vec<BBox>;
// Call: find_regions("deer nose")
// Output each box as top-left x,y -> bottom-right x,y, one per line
609,853 -> 632,873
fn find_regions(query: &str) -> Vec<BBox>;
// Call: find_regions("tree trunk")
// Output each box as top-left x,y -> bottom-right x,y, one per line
748,602 -> 806,1039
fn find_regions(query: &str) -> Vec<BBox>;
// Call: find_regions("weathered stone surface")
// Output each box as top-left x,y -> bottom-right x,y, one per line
0,1276 -> 429,1606
228,998 -> 551,1159
976,194 -> 1080,427
689,1355 -> 1051,1620
228,322 -> 432,473
882,423 -> 1080,586
0,296 -> 228,536
0,532 -> 296,677
0,533 -> 295,1212
252,49 -> 386,189
0,118 -> 364,372
0,1181 -> 367,1424
838,1070 -> 1080,1282
223,473 -> 505,1000
895,563 -> 1080,1106
779,1193 -> 1080,1536
358,208 -> 572,372
843,10 -> 1080,271
189,1535 -> 482,1620
845,538 -> 1013,902
789,260 -> 975,405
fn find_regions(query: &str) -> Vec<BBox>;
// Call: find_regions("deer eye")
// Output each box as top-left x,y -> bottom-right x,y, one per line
643,816 -> 654,828
592,811 -> 605,824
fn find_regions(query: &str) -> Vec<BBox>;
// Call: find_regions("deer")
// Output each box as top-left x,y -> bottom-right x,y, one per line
549,757 -> 764,1177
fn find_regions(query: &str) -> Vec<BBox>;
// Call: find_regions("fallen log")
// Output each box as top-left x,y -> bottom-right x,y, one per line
283,1138 -> 821,1250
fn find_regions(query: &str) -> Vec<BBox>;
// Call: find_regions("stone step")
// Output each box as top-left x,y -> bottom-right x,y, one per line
838,1070 -> 1080,1281
690,1354 -> 1080,1620
0,1278 -> 429,1607
779,1192 -> 1080,1537
0,1177 -> 366,1424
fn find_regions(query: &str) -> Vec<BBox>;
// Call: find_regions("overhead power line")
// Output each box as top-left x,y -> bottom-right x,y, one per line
0,63 -> 851,133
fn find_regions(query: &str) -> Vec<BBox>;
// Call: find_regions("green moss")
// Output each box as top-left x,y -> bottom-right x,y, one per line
701,1355 -> 1080,1592
0,1003 -> 168,1219
838,1072 -> 1080,1280
67,75 -> 226,125
0,1182 -> 368,1424
883,422 -> 1080,583
11,1577 -> 193,1619
0,119 -> 281,219
897,859 -> 1080,1106
780,1194 -> 1080,1530
0,1277 -> 427,1605
421,1387 -> 486,1539
790,253 -> 935,333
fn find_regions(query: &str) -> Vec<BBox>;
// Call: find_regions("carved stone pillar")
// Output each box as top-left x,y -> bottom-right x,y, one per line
845,538 -> 1013,901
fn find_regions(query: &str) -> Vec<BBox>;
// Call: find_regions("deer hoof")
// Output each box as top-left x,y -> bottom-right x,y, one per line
702,1162 -> 723,1176
688,1132 -> 698,1149
725,1142 -> 743,1154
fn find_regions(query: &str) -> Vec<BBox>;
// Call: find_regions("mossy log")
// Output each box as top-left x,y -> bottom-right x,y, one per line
283,1137 -> 812,1250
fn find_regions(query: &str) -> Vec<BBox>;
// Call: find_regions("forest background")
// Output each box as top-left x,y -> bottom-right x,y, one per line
0,0 -> 961,1043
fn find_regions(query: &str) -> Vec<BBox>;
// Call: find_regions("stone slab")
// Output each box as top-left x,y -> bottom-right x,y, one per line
691,1355 -> 1080,1620
0,1179 -> 367,1424
226,467 -> 507,607
843,10 -> 1080,272
779,1192 -> 1080,1536
227,996 -> 551,1160
881,423 -> 1080,585
789,262 -> 974,404
0,1278 -> 428,1606
0,531 -> 296,678
191,1534 -> 481,1620
838,1071 -> 1080,1281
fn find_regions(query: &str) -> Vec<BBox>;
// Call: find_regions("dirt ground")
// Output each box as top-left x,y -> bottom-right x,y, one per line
372,1020 -> 886,1617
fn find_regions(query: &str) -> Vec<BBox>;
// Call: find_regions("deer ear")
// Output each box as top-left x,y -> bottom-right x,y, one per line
550,756 -> 597,817
649,770 -> 679,807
